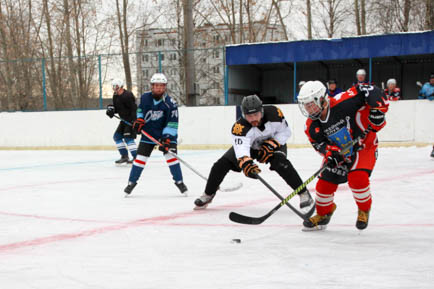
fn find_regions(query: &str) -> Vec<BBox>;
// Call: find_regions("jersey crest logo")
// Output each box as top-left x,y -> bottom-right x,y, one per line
232,123 -> 245,135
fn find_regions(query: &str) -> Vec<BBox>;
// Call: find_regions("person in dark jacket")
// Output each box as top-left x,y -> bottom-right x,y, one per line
106,79 -> 137,164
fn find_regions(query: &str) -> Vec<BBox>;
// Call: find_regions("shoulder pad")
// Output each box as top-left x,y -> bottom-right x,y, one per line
263,105 -> 285,122
231,118 -> 251,136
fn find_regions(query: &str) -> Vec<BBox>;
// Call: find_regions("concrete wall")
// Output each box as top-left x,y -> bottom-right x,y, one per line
0,100 -> 433,148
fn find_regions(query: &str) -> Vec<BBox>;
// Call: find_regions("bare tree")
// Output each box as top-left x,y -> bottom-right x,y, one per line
354,0 -> 361,35
115,0 -> 133,90
306,0 -> 312,39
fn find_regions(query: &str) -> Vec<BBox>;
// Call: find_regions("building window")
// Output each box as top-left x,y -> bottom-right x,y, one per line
212,50 -> 220,59
143,69 -> 148,78
170,53 -> 177,61
213,35 -> 220,43
143,54 -> 149,62
160,54 -> 165,61
157,39 -> 164,46
144,39 -> 148,47
213,66 -> 220,74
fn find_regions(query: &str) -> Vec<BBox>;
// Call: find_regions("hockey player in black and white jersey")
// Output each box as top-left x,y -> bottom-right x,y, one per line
194,94 -> 314,211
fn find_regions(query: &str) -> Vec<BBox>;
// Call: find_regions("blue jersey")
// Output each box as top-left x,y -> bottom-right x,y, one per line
137,92 -> 179,144
418,83 -> 434,100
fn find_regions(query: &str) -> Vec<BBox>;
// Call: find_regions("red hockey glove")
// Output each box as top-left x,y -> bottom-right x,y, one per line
132,118 -> 145,134
106,104 -> 115,118
368,108 -> 386,132
325,145 -> 345,168
258,139 -> 280,163
158,136 -> 171,153
238,156 -> 261,179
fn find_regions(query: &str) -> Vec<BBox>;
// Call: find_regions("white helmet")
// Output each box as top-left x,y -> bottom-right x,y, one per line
112,78 -> 124,90
356,69 -> 366,76
387,78 -> 396,86
150,73 -> 168,84
297,80 -> 328,120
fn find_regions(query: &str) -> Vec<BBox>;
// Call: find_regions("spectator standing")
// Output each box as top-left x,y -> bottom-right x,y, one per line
418,73 -> 434,101
326,79 -> 343,97
384,78 -> 402,101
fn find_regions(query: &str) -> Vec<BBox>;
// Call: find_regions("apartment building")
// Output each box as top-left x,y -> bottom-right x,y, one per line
136,22 -> 287,105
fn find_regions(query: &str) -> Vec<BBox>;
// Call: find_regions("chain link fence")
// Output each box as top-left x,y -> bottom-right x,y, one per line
0,47 -> 226,112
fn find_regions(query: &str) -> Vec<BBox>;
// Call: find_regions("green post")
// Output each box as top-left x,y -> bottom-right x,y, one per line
223,47 -> 228,105
293,62 -> 297,103
42,58 -> 47,110
98,55 -> 103,109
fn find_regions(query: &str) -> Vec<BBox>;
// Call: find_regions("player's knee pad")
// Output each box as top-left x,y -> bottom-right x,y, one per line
269,151 -> 291,172
113,132 -> 124,142
348,170 -> 370,190
316,179 -> 338,196
212,157 -> 235,174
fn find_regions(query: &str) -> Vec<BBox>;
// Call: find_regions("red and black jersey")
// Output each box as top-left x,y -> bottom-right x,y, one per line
384,87 -> 401,101
305,85 -> 388,159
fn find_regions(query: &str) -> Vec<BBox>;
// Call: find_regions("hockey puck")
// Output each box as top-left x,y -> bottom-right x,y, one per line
231,238 -> 241,243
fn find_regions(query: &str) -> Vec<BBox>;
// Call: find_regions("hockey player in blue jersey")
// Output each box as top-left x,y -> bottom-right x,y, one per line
124,73 -> 188,196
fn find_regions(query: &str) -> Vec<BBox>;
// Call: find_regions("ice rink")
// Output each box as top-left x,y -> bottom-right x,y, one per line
1,146 -> 433,289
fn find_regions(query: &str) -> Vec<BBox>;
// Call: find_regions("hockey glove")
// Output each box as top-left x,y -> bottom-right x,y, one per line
325,145 -> 345,168
132,118 -> 145,134
368,108 -> 386,132
238,156 -> 261,179
159,135 -> 171,153
106,104 -> 115,118
258,139 -> 280,163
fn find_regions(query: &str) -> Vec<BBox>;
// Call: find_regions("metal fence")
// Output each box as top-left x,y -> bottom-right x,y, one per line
0,47 -> 226,112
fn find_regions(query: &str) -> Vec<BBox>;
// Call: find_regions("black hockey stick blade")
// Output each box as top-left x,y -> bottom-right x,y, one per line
229,165 -> 326,225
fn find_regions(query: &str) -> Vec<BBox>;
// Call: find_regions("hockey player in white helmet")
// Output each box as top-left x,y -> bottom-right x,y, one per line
297,80 -> 388,230
194,94 -> 314,213
106,79 -> 137,165
384,78 -> 401,101
355,68 -> 370,86
125,73 -> 188,196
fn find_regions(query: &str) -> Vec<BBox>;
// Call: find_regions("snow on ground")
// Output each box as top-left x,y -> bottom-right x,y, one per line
0,146 -> 433,289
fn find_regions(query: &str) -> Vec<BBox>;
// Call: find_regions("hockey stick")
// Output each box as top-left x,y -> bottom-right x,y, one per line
113,115 -> 242,192
229,165 -> 326,225
229,128 -> 371,225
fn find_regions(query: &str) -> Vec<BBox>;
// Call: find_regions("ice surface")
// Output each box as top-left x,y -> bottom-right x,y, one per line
1,147 -> 433,289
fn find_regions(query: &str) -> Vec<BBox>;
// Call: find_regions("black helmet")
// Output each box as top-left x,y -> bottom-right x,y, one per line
241,95 -> 263,117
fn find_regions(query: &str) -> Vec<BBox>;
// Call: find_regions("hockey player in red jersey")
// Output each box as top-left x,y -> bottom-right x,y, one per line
297,81 -> 389,230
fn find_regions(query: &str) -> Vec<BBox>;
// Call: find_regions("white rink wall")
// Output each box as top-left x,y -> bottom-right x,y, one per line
0,100 -> 433,148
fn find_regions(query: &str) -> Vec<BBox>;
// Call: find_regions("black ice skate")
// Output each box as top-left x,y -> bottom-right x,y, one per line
356,209 -> 370,230
124,182 -> 137,196
175,181 -> 188,196
431,146 -> 434,158
115,155 -> 130,165
302,203 -> 337,231
299,189 -> 314,209
194,193 -> 216,210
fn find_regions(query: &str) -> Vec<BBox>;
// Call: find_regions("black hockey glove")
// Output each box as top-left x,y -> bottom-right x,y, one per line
258,139 -> 280,163
238,156 -> 261,179
368,108 -> 386,132
106,104 -> 115,118
159,135 -> 171,153
132,118 -> 145,134
325,145 -> 345,168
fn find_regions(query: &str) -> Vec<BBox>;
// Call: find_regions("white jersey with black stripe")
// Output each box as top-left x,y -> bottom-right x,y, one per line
231,105 -> 291,159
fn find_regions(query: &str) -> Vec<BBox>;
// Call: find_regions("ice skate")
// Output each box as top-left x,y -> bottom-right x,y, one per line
431,147 -> 434,158
299,189 -> 314,209
124,182 -> 137,196
194,193 -> 216,210
115,155 -> 130,165
356,209 -> 370,230
302,203 -> 337,231
175,181 -> 188,196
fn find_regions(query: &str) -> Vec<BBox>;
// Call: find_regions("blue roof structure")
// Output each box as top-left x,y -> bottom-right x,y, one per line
226,30 -> 434,65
